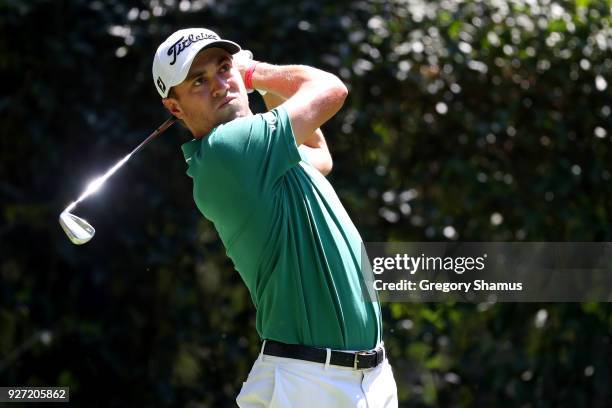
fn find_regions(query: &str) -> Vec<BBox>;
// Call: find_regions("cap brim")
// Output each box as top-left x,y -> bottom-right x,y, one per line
201,40 -> 241,55
171,40 -> 242,90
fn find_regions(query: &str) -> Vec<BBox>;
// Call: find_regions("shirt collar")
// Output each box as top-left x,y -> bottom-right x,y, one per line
181,139 -> 200,165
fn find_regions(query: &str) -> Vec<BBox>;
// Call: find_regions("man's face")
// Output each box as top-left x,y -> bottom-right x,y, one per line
162,47 -> 250,138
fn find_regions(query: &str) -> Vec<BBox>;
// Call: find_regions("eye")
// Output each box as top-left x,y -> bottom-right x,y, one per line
193,75 -> 207,86
220,63 -> 231,73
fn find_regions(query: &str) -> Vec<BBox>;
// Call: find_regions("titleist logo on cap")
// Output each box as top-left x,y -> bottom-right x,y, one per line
167,32 -> 219,65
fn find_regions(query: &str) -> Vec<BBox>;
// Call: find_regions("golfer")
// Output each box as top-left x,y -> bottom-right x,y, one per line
152,28 -> 398,407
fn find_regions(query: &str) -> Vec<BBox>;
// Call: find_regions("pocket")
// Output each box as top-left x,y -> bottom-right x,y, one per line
269,364 -> 318,408
268,366 -> 288,408
268,363 -> 363,408
236,360 -> 277,408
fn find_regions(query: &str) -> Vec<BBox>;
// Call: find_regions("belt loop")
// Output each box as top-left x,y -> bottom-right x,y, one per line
259,340 -> 267,361
324,348 -> 331,370
377,340 -> 386,363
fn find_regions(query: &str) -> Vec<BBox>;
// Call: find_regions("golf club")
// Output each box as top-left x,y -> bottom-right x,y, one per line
59,117 -> 176,245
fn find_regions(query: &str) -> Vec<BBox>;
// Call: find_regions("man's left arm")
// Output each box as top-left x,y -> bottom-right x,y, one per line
261,92 -> 333,176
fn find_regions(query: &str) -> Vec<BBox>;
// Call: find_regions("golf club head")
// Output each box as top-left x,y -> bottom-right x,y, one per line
59,117 -> 174,245
59,211 -> 95,245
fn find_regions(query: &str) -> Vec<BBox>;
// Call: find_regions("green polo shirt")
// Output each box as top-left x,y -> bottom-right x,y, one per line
181,107 -> 381,350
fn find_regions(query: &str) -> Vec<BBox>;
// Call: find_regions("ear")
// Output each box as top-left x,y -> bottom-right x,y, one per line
162,97 -> 184,120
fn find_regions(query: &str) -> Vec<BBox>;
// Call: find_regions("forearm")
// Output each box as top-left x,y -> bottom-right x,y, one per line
251,63 -> 341,101
235,51 -> 346,144
247,62 -> 347,145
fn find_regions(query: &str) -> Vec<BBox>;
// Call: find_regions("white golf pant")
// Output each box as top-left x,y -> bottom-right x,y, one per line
236,344 -> 398,407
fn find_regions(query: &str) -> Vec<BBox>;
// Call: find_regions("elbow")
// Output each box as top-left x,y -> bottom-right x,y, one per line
324,74 -> 348,109
333,79 -> 348,107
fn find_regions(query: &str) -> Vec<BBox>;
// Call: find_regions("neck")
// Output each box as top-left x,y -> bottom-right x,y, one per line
192,109 -> 254,139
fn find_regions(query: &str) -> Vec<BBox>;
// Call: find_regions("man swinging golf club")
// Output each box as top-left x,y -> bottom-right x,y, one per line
153,28 -> 398,407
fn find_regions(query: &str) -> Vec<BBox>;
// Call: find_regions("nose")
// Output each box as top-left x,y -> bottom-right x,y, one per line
211,74 -> 229,98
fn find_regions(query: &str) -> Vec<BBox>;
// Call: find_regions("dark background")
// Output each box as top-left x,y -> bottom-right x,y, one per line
1,0 -> 611,406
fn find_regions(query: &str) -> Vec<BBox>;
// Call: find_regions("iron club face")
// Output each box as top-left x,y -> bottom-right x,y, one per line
59,117 -> 176,245
59,211 -> 95,245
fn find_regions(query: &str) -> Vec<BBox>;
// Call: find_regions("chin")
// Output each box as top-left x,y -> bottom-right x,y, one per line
219,112 -> 238,124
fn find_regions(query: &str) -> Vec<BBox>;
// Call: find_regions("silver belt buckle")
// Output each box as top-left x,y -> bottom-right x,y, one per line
353,350 -> 374,370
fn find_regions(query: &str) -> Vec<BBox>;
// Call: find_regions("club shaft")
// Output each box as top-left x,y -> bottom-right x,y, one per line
129,117 -> 176,156
64,117 -> 176,212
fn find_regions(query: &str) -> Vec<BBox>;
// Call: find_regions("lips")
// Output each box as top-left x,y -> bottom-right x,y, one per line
218,95 -> 236,109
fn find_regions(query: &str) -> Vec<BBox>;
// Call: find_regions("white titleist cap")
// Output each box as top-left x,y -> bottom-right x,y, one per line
152,28 -> 241,98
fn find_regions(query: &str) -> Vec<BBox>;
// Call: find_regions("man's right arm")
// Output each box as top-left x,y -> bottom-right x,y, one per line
261,91 -> 333,176
247,63 -> 348,146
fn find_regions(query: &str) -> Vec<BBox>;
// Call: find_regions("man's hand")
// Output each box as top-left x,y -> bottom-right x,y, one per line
233,50 -> 253,70
233,50 -> 255,88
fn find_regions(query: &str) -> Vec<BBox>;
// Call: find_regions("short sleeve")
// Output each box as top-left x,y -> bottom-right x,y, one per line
201,106 -> 301,195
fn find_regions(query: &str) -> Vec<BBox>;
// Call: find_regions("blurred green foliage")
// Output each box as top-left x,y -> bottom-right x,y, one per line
1,0 -> 611,406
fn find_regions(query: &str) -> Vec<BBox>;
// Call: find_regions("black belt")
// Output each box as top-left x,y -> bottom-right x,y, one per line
262,340 -> 385,370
